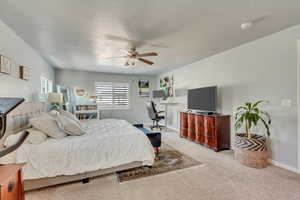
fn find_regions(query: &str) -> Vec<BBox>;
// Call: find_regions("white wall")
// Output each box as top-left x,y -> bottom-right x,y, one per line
55,69 -> 157,124
158,24 -> 300,169
0,19 -> 54,101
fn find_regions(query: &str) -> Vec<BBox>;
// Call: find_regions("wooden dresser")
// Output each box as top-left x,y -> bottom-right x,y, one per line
0,164 -> 25,200
180,112 -> 230,152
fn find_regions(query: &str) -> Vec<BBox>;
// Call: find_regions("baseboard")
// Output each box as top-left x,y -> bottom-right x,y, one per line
268,159 -> 299,174
157,122 -> 179,132
166,126 -> 179,132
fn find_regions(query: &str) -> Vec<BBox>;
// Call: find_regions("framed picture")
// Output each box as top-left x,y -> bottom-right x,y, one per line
0,55 -> 11,74
138,80 -> 150,97
160,75 -> 174,97
19,66 -> 29,81
75,87 -> 87,97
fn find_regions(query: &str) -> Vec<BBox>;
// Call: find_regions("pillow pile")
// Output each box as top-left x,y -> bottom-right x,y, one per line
55,114 -> 85,136
29,109 -> 86,142
57,109 -> 86,136
30,112 -> 67,139
25,128 -> 48,144
58,109 -> 82,126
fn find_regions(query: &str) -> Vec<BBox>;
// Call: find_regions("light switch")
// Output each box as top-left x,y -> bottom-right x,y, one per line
281,99 -> 292,107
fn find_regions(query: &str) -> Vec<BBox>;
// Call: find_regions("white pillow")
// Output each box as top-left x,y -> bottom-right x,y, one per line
58,109 -> 82,126
30,112 -> 67,139
26,128 -> 48,144
49,110 -> 59,117
55,115 -> 86,136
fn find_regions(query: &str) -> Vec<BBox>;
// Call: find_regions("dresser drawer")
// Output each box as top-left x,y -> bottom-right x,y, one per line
195,115 -> 204,144
205,136 -> 217,148
204,116 -> 216,128
204,127 -> 216,138
187,114 -> 196,141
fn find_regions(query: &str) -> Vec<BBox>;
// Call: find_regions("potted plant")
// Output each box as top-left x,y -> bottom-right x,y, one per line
234,100 -> 271,168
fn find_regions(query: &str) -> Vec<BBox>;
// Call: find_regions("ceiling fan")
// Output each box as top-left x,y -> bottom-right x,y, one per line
106,48 -> 158,66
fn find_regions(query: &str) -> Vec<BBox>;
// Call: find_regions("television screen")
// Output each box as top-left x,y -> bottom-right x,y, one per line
187,86 -> 217,112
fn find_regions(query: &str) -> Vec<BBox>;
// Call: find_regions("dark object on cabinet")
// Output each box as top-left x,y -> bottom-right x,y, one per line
180,112 -> 230,152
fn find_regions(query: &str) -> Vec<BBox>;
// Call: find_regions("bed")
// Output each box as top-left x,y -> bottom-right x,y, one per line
0,102 -> 155,191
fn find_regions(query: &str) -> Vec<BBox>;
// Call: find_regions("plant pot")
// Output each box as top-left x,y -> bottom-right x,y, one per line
234,133 -> 269,168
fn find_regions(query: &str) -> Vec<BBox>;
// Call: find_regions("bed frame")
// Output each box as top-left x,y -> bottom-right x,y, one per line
2,102 -> 145,191
24,161 -> 143,191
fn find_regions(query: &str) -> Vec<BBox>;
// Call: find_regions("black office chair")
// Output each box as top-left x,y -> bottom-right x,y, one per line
146,101 -> 165,130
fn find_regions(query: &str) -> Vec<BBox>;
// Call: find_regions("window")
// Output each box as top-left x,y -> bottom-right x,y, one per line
40,76 -> 53,101
95,82 -> 130,109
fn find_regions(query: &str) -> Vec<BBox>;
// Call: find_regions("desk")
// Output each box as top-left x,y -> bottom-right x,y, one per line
159,102 -> 177,131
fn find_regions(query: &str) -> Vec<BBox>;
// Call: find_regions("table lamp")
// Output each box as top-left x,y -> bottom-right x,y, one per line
48,92 -> 63,110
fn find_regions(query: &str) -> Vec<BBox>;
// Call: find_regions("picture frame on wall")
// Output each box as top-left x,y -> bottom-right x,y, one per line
138,80 -> 150,97
0,55 -> 11,74
160,75 -> 174,98
75,87 -> 87,97
19,65 -> 29,81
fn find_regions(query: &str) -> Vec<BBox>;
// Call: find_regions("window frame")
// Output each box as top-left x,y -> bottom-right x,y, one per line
40,76 -> 53,101
95,82 -> 130,110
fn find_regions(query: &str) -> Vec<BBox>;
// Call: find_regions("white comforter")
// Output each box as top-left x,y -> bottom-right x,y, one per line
1,119 -> 155,180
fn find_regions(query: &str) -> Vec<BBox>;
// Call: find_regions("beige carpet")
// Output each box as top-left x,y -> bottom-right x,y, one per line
117,143 -> 202,182
26,130 -> 300,200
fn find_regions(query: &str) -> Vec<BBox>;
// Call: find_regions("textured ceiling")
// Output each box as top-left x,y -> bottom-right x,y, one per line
0,0 -> 300,74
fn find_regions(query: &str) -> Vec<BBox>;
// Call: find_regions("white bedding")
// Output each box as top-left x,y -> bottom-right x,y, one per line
1,119 -> 155,180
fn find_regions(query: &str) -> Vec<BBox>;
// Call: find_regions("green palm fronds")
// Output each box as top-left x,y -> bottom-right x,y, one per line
235,100 -> 271,138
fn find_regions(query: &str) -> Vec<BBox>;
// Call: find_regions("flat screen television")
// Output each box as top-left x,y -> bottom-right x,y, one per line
187,86 -> 217,112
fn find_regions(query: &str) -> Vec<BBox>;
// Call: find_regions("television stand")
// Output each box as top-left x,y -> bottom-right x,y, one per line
180,112 -> 230,152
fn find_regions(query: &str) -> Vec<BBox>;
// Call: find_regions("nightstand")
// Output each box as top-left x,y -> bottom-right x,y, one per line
0,163 -> 25,200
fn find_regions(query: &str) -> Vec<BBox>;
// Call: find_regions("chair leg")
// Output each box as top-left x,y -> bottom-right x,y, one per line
155,147 -> 159,155
150,120 -> 155,130
156,121 -> 161,130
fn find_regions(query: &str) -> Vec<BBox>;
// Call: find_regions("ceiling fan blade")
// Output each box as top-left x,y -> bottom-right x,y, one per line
137,52 -> 158,57
120,49 -> 131,56
138,58 -> 154,65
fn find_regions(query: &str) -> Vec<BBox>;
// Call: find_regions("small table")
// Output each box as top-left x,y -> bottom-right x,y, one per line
133,124 -> 161,155
159,101 -> 177,131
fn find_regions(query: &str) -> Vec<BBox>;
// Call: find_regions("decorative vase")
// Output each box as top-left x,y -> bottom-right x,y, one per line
234,133 -> 269,168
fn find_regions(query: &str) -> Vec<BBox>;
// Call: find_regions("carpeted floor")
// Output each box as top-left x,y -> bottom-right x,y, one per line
117,143 -> 202,182
26,130 -> 300,200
